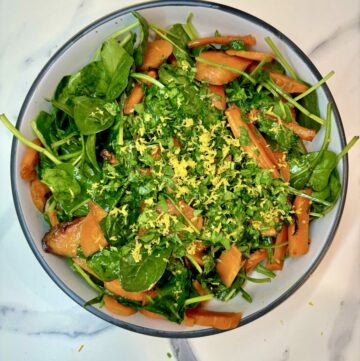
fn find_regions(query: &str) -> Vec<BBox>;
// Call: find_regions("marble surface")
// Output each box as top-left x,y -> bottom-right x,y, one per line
0,0 -> 359,360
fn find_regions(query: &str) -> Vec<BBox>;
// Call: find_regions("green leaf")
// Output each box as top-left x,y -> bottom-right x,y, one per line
73,96 -> 115,135
308,150 -> 337,191
119,246 -> 172,292
132,11 -> 149,66
85,134 -> 100,171
87,248 -> 121,282
298,82 -> 321,131
31,111 -> 55,152
42,164 -> 81,201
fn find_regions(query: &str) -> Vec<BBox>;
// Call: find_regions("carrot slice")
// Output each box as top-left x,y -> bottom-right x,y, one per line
245,249 -> 267,272
288,189 -> 312,257
273,151 -> 291,182
261,227 -> 277,237
266,225 -> 288,270
48,210 -> 59,227
188,35 -> 256,48
283,119 -> 316,141
42,217 -> 84,257
216,244 -> 242,288
269,72 -> 308,93
140,309 -> 165,319
20,138 -> 42,181
124,83 -> 144,115
209,84 -> 226,110
225,105 -> 279,177
226,50 -> 274,62
80,202 -> 108,257
186,308 -> 242,330
104,279 -> 149,302
140,40 -> 173,70
196,51 -> 252,85
103,295 -> 137,316
30,178 -> 50,212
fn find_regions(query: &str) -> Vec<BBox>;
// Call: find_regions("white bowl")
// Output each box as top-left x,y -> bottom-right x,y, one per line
11,0 -> 348,337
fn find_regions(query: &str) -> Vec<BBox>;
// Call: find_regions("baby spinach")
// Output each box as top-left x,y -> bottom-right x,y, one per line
31,111 -> 55,152
308,150 -> 337,191
87,248 -> 121,281
298,83 -> 321,131
85,134 -> 100,171
73,96 -> 115,135
132,11 -> 149,66
42,164 -> 81,201
119,246 -> 172,292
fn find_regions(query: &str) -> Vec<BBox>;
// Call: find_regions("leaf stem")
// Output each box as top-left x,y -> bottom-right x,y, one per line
264,81 -> 325,125
186,253 -> 203,273
287,186 -> 331,206
184,294 -> 213,305
71,260 -> 102,293
336,136 -> 359,163
0,114 -> 61,165
294,71 -> 335,101
265,36 -> 299,80
150,24 -> 187,54
130,72 -> 165,88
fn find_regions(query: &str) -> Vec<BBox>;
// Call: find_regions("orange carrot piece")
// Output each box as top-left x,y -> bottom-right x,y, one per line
209,84 -> 226,110
181,315 -> 195,327
226,50 -> 274,62
225,105 -> 279,177
104,279 -> 151,302
80,203 -> 108,257
48,210 -> 59,227
103,295 -> 137,316
186,308 -> 242,330
42,217 -> 84,257
269,72 -> 308,93
20,138 -> 42,181
140,40 -> 173,70
288,189 -> 312,257
216,244 -> 243,288
261,227 -> 277,237
30,178 -> 50,212
195,51 -> 252,85
283,120 -> 316,141
188,35 -> 256,48
266,225 -> 288,271
245,249 -> 267,272
140,309 -> 165,319
124,83 -> 144,115
273,151 -> 291,182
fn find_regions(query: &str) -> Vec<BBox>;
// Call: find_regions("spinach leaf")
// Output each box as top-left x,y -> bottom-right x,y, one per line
168,24 -> 191,60
221,40 -> 246,51
144,260 -> 191,323
87,248 -> 120,281
73,96 -> 115,135
264,60 -> 286,75
308,150 -> 337,191
119,246 -> 172,292
42,164 -> 81,201
31,111 -> 55,152
298,83 -> 321,131
85,134 -> 100,171
132,11 -> 149,66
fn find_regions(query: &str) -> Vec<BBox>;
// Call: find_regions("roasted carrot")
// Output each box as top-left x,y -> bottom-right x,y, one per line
186,308 -> 242,330
30,178 -> 51,212
20,138 -> 42,181
282,119 -> 316,141
225,105 -> 279,178
47,210 -> 59,227
269,72 -> 308,93
188,35 -> 256,48
104,279 -> 149,301
245,249 -> 267,272
273,151 -> 291,182
266,225 -> 288,270
261,227 -> 277,237
103,295 -> 137,316
225,50 -> 274,62
209,84 -> 226,110
288,189 -> 312,257
140,40 -> 173,70
80,202 -> 108,257
195,51 -> 252,85
124,71 -> 158,114
216,244 -> 243,288
42,217 -> 84,257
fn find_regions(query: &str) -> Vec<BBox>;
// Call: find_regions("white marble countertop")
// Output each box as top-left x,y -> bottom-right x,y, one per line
0,0 -> 359,360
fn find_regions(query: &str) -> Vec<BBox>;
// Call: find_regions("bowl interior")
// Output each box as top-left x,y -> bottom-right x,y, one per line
12,1 -> 347,337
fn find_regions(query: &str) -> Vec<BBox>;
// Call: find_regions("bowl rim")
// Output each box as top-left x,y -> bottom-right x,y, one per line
11,0 -> 349,338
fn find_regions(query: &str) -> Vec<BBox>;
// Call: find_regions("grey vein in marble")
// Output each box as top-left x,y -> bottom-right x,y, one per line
0,304 -> 111,338
309,17 -> 360,56
170,339 -> 198,361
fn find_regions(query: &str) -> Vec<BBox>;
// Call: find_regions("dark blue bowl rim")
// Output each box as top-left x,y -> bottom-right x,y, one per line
11,0 -> 348,338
